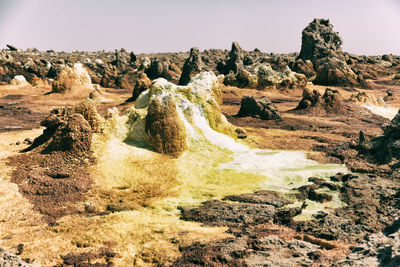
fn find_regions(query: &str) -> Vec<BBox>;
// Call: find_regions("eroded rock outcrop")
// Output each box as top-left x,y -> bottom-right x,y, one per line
40,108 -> 92,153
73,98 -> 104,133
226,41 -> 244,74
290,59 -> 316,79
313,56 -> 359,87
335,218 -> 400,267
297,19 -> 364,87
295,87 -> 344,113
217,42 -> 244,75
298,18 -> 342,63
0,247 -> 38,267
359,110 -> 400,164
26,99 -> 103,154
237,96 -> 282,120
224,63 -> 307,90
179,47 -> 204,85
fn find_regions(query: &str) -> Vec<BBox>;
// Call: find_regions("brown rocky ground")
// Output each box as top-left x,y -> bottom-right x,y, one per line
0,54 -> 399,265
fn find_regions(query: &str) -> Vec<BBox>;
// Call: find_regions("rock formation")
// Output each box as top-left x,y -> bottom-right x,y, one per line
336,219 -> 400,266
26,99 -> 103,154
73,98 -> 104,133
295,87 -> 344,113
313,56 -> 358,86
297,19 -> 364,87
237,96 -> 282,120
146,59 -> 171,80
179,47 -> 204,85
52,63 -> 93,94
224,63 -> 307,90
0,247 -> 37,267
226,42 -> 244,74
298,18 -> 342,63
359,110 -> 400,164
290,59 -> 316,79
145,95 -> 188,157
126,72 -> 244,157
131,72 -> 152,101
217,42 -> 244,75
40,108 -> 93,153
349,91 -> 384,106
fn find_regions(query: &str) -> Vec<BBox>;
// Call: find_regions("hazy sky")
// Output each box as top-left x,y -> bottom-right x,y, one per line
1,0 -> 400,55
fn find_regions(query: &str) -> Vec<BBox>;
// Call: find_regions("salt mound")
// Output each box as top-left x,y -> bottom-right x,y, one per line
52,63 -> 93,94
10,75 -> 29,86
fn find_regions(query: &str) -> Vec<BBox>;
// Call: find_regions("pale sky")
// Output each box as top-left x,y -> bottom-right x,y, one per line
0,0 -> 400,55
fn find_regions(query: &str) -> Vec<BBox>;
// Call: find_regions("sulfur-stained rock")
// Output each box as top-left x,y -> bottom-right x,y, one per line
236,68 -> 258,88
349,91 -> 384,106
224,63 -> 306,90
253,64 -> 307,90
126,71 -> 242,157
145,95 -> 187,157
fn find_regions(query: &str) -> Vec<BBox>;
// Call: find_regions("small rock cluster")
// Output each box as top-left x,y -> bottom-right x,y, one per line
0,247 -> 38,267
295,87 -> 344,113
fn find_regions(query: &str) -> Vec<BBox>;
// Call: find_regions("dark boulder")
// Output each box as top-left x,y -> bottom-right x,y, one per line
237,96 -> 282,120
179,47 -> 204,85
6,44 -> 18,51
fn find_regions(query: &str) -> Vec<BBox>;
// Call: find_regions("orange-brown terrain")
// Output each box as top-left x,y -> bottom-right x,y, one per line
0,19 -> 399,266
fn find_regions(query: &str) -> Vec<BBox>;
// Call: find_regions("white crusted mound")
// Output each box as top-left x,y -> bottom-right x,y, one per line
52,63 -> 93,94
10,75 -> 29,86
